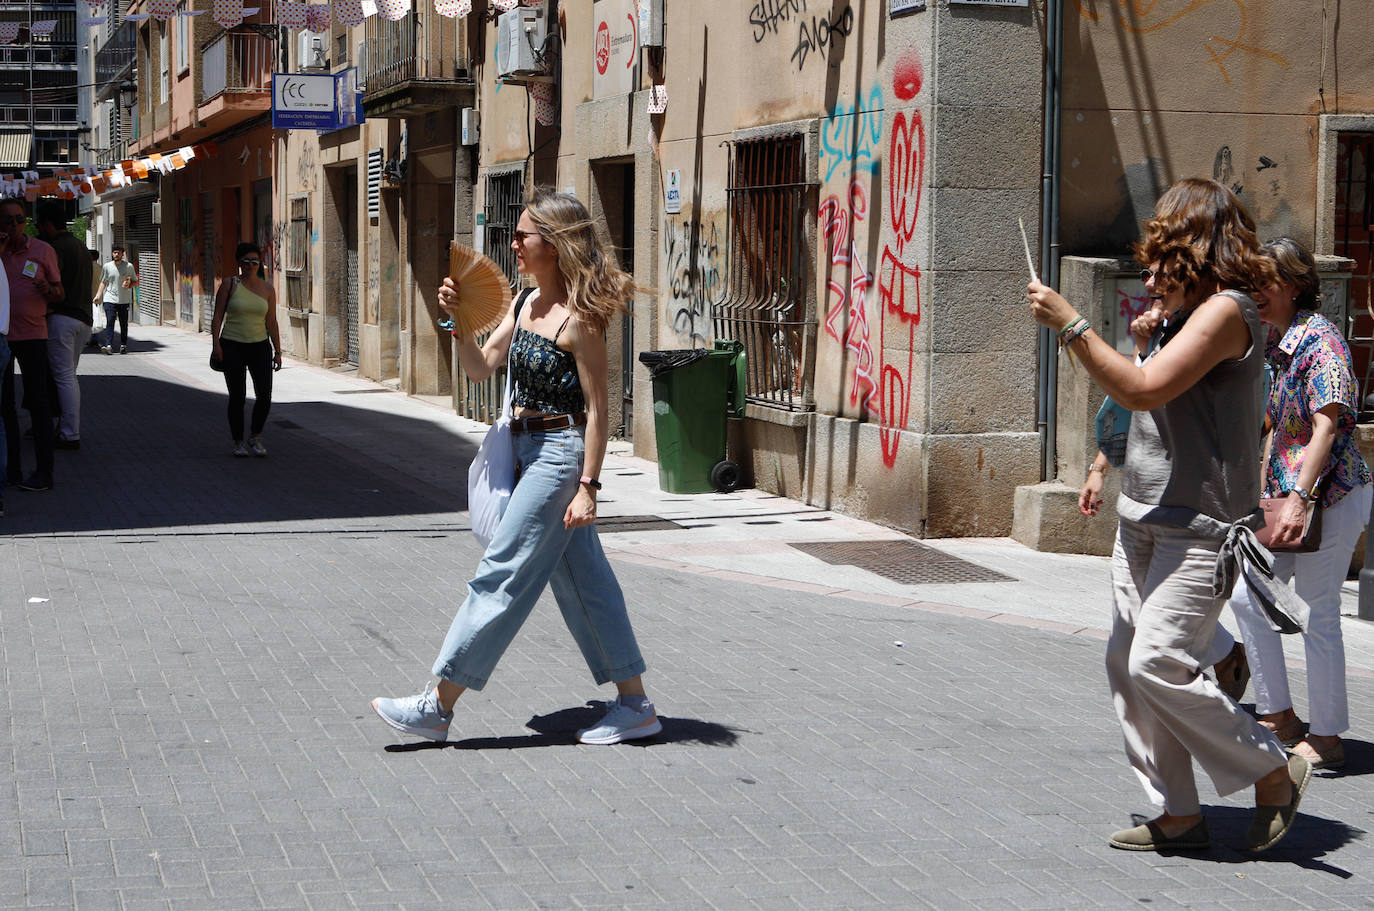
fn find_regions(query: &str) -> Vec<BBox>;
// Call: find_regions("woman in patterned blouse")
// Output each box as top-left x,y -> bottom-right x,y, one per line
1227,237 -> 1373,770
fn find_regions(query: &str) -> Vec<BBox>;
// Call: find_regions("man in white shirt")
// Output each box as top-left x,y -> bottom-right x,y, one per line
91,245 -> 138,354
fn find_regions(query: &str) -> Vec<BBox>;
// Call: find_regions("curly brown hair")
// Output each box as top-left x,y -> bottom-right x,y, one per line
1134,177 -> 1276,301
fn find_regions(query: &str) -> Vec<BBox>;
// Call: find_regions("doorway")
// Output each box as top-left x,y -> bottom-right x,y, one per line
1335,133 -> 1374,414
591,160 -> 635,440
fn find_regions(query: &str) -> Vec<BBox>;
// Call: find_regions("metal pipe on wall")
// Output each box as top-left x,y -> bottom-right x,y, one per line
1037,0 -> 1064,481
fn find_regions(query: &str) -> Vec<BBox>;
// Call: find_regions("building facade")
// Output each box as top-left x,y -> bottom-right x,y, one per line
93,0 -> 1374,551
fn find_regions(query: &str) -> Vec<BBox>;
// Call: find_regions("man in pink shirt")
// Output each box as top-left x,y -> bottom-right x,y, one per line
0,198 -> 63,491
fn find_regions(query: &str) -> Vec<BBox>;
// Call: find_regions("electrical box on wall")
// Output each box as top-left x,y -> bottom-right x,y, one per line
496,7 -> 547,79
638,0 -> 663,47
460,107 -> 479,146
150,201 -> 161,224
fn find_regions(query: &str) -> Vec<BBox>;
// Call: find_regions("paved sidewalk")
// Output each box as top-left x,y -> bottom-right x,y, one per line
1,325 -> 1372,909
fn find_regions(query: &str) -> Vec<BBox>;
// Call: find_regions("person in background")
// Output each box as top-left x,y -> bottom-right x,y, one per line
209,242 -> 280,457
91,244 -> 137,354
36,202 -> 92,449
0,198 -> 62,491
1226,237 -> 1372,771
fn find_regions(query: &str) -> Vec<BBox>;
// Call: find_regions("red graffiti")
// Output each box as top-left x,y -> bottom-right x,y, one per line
820,180 -> 879,418
875,55 -> 928,468
887,109 -> 924,252
893,51 -> 923,102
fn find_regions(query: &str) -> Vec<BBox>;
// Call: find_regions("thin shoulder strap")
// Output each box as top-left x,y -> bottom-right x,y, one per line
501,287 -> 535,419
552,315 -> 572,344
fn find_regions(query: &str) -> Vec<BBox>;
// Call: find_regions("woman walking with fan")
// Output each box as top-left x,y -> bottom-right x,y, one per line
371,188 -> 660,746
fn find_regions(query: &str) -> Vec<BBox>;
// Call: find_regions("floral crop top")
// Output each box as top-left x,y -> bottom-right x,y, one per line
510,316 -> 585,415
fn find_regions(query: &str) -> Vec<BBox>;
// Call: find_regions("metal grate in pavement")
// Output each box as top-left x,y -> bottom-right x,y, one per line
597,515 -> 684,533
789,540 -> 1015,585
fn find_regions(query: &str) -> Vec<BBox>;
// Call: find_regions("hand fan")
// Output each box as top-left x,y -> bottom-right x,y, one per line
442,241 -> 514,337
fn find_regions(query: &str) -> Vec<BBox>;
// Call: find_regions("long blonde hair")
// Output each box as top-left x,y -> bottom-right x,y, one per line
523,187 -> 633,334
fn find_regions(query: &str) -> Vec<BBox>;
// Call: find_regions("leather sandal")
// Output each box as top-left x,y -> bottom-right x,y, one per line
1291,737 -> 1345,770
1259,717 -> 1306,746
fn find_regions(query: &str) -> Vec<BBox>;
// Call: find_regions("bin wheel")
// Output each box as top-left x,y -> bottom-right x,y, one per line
710,460 -> 741,493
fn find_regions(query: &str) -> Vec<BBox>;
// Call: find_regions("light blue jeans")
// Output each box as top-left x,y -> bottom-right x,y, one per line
433,426 -> 646,690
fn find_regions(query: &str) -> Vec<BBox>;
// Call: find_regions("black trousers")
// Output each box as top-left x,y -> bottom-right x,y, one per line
2,338 -> 54,480
220,338 -> 274,441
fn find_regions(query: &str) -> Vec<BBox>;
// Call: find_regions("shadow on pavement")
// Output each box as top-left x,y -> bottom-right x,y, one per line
383,702 -> 740,752
3,372 -> 478,534
1127,806 -> 1363,876
1325,737 -> 1374,777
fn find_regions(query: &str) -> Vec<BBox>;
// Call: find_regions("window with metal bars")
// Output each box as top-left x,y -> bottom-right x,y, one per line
715,134 -> 813,411
285,196 -> 310,313
484,169 -> 525,288
458,169 -> 526,423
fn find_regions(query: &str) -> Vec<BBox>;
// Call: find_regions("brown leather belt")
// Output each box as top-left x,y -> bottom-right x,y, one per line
509,411 -> 587,433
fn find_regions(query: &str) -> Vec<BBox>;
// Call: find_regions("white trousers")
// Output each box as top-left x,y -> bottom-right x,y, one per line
1108,519 -> 1288,816
46,314 -> 90,441
1228,483 -> 1372,737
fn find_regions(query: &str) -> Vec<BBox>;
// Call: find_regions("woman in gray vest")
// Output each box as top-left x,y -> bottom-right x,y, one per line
1026,178 -> 1307,854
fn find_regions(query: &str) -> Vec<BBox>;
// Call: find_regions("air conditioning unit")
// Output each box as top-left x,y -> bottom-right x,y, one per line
298,33 -> 326,72
496,8 -> 547,79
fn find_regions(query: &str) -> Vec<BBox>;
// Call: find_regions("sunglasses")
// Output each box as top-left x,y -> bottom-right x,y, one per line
0,215 -> 23,226
1139,269 -> 1173,284
239,258 -> 261,266
512,230 -> 542,244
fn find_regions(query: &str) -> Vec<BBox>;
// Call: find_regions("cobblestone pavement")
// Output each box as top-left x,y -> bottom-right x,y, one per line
1,326 -> 1372,910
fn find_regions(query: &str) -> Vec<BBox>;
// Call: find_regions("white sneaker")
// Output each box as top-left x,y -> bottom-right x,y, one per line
232,442 -> 250,457
248,438 -> 268,457
371,685 -> 453,742
577,698 -> 662,745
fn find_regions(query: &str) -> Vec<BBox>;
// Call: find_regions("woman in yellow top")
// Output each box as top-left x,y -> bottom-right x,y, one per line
211,242 -> 281,457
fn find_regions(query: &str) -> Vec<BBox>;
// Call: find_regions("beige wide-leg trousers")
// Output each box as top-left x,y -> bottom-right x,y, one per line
1108,518 -> 1288,816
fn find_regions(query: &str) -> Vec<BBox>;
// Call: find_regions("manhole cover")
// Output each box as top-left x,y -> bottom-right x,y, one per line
597,515 -> 683,533
789,540 -> 1015,585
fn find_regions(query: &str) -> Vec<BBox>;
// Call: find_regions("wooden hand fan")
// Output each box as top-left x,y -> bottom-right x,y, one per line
445,241 -> 513,337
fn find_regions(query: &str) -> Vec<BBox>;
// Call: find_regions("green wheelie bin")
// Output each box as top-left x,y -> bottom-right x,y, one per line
638,340 -> 746,494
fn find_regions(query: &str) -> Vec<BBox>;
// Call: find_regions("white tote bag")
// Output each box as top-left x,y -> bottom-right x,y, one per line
466,291 -> 528,547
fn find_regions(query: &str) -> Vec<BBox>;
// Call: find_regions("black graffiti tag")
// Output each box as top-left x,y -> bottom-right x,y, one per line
791,6 -> 853,70
750,0 -> 807,43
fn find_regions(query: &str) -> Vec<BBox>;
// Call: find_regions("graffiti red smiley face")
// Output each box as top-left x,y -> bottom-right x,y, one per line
595,21 -> 610,75
892,51 -> 923,102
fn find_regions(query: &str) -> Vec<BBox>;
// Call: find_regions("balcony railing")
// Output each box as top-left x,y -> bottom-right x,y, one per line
360,12 -> 468,94
201,30 -> 274,103
94,19 -> 137,102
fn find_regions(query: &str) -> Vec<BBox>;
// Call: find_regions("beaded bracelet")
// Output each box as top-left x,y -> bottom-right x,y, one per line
1061,318 -> 1092,345
1058,316 -> 1088,341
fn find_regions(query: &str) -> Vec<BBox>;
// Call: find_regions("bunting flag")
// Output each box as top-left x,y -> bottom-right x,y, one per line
647,84 -> 667,114
520,0 -> 544,6
375,0 -> 409,21
9,142 -> 221,202
125,12 -> 150,20
147,0 -> 177,20
434,0 -> 470,17
306,4 -> 330,30
0,23 -> 20,43
212,0 -> 244,26
276,0 -> 308,27
29,19 -> 58,34
333,0 -> 367,25
491,0 -> 518,10
529,82 -> 556,126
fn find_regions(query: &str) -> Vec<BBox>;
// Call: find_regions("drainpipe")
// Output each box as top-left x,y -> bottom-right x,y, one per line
1037,0 -> 1064,482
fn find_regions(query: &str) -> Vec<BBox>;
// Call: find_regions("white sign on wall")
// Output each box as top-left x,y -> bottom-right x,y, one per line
949,0 -> 1029,6
592,0 -> 638,101
889,0 -> 927,15
665,169 -> 682,214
